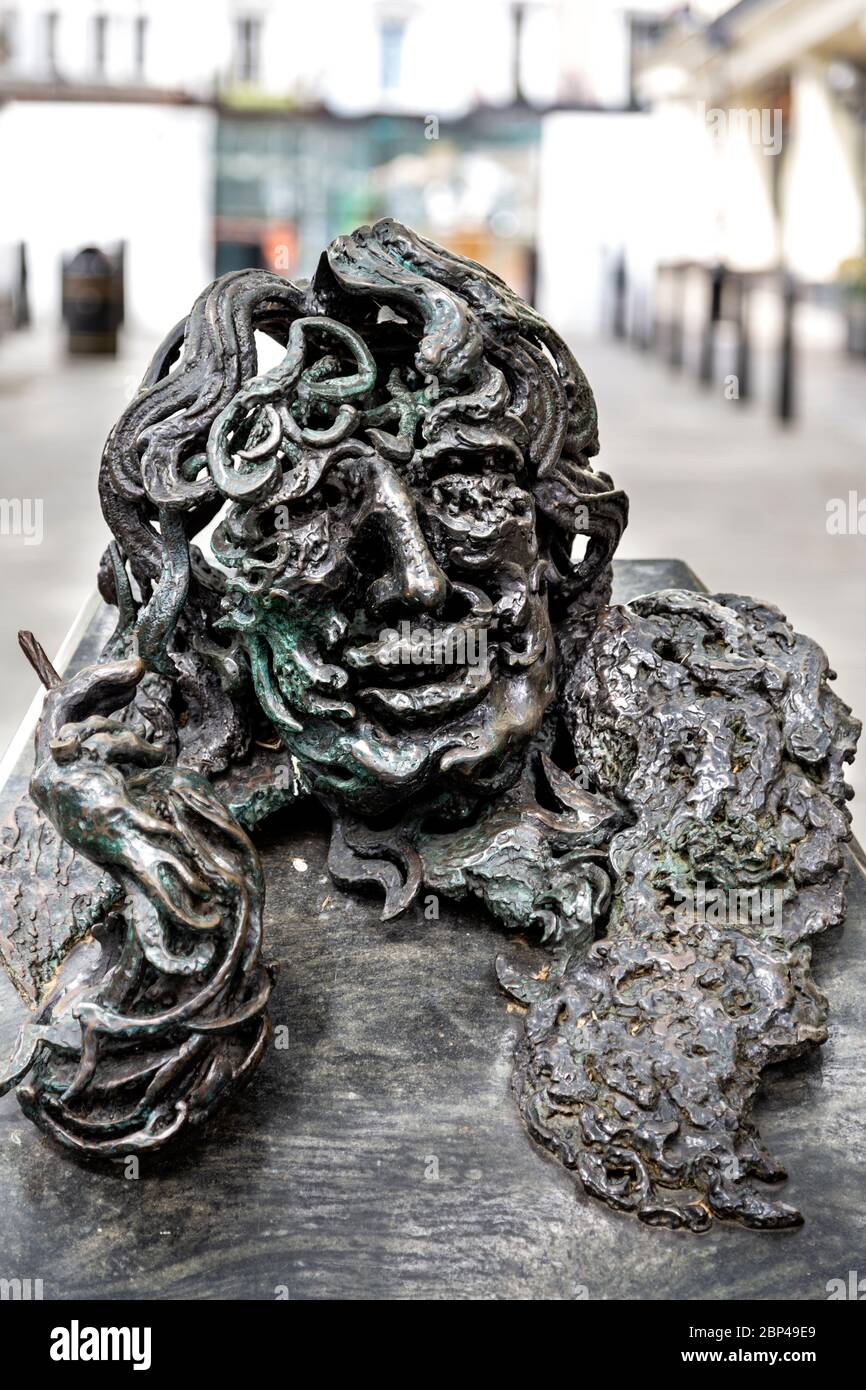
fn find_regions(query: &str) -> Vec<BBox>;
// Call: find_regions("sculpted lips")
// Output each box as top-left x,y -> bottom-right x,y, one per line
340,581 -> 497,725
354,647 -> 495,722
341,624 -> 492,723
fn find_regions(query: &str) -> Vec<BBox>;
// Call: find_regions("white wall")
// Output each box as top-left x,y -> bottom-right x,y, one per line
0,100 -> 215,331
537,105 -> 716,338
782,58 -> 864,282
708,108 -> 779,271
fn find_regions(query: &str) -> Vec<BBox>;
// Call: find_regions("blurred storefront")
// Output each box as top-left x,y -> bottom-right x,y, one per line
214,108 -> 541,300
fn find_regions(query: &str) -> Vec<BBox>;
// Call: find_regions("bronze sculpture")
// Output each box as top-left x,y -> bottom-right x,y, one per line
0,220 -> 859,1230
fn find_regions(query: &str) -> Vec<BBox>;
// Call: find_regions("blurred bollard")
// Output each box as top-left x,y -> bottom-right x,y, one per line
699,264 -> 751,402
656,264 -> 679,366
735,275 -> 751,402
778,272 -> 796,424
846,300 -> 866,355
668,264 -> 684,369
115,240 -> 126,329
612,251 -> 627,340
699,262 -> 725,385
14,243 -> 30,329
62,246 -> 123,355
630,288 -> 653,351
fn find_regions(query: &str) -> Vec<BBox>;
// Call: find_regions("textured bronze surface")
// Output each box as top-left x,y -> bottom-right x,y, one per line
0,221 -> 858,1231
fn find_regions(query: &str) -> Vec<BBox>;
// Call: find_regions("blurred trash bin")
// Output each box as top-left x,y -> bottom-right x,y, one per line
62,245 -> 123,355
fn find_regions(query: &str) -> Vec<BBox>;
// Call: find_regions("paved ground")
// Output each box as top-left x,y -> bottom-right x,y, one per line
0,326 -> 153,754
0,324 -> 863,833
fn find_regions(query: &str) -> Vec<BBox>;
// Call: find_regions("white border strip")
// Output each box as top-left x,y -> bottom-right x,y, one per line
0,588 -> 103,795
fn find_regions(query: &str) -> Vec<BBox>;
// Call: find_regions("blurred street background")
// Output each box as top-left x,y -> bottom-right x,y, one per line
1,0 -> 864,830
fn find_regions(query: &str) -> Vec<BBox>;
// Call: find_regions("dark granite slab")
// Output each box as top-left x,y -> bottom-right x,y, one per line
0,559 -> 862,1301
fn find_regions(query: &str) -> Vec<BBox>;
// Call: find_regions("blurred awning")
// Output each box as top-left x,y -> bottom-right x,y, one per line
636,0 -> 866,104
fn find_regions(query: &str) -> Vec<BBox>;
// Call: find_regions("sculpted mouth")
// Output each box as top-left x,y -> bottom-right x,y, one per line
237,573 -> 548,737
357,650 -> 495,723
340,624 -> 495,723
337,581 -> 499,724
343,622 -> 488,675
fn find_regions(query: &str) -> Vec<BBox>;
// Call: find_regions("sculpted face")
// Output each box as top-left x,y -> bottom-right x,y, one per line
97,220 -> 623,816
210,316 -> 556,814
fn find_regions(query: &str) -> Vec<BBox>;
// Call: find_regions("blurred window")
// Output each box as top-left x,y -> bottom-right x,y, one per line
627,15 -> 665,108
235,15 -> 262,84
134,15 -> 147,81
42,10 -> 58,78
0,9 -> 16,70
379,18 -> 405,96
92,13 -> 108,77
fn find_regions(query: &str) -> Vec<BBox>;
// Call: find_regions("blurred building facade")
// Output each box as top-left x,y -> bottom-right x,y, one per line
0,0 -> 656,110
0,0 -> 669,330
634,0 -> 866,287
8,1 -> 861,345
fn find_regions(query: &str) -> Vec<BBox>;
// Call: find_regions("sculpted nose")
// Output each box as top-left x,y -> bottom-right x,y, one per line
362,458 -> 448,616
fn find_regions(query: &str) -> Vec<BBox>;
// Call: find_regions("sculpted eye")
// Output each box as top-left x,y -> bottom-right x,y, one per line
283,474 -> 356,516
320,477 -> 349,505
429,472 -> 533,536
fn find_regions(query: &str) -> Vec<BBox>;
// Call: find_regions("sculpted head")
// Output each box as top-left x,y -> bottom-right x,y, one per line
100,220 -> 627,816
